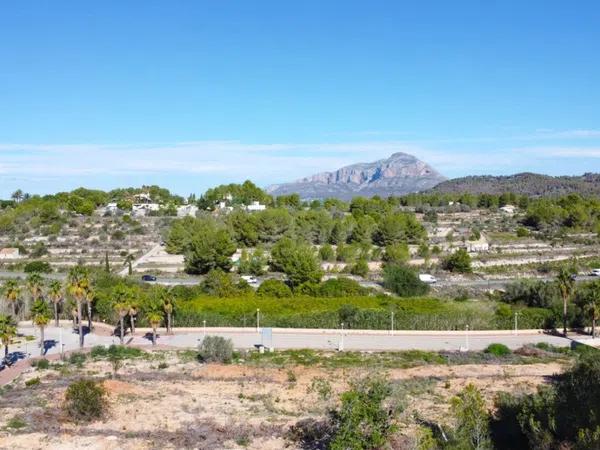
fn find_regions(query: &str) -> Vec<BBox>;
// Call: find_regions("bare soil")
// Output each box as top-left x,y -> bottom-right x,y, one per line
0,352 -> 567,449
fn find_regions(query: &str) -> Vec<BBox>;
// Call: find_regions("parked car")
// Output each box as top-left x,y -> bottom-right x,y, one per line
592,269 -> 600,277
241,275 -> 258,284
419,274 -> 437,284
141,274 -> 157,282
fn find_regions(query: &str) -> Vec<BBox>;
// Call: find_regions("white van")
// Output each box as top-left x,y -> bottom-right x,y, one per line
419,274 -> 437,284
592,269 -> 600,277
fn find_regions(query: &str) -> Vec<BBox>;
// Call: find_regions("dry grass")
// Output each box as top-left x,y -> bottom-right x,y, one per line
0,350 -> 568,449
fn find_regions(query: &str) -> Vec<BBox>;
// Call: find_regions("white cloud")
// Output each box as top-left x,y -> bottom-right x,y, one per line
530,147 -> 600,158
0,140 -> 598,197
0,140 -> 425,181
532,129 -> 600,139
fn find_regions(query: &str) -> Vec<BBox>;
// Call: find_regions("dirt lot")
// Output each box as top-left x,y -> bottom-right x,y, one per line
0,351 -> 569,449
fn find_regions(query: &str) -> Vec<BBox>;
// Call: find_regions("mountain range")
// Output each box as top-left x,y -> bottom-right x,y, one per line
267,152 -> 600,199
266,152 -> 446,200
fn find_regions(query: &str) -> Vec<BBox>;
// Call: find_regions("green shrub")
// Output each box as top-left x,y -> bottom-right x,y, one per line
295,282 -> 321,296
319,244 -> 335,262
256,279 -> 292,298
202,269 -> 241,297
23,261 -> 52,273
484,343 -> 511,356
289,377 -> 396,450
90,346 -> 108,358
309,377 -> 333,401
5,415 -> 27,430
329,378 -> 397,449
69,352 -> 87,367
198,336 -> 234,363
450,384 -> 492,449
350,258 -> 369,278
25,377 -> 41,387
158,362 -> 168,369
442,248 -> 473,273
382,242 -> 409,265
64,379 -> 107,422
319,278 -> 368,297
382,264 -> 429,297
91,345 -> 143,360
32,359 -> 50,370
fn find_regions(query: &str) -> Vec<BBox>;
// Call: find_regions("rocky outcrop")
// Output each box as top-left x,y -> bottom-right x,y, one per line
267,152 -> 446,200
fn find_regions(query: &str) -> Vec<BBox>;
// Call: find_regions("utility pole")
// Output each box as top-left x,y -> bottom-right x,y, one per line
256,309 -> 260,332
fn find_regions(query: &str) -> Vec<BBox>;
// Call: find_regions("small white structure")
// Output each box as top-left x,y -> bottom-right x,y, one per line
465,232 -> 490,253
132,203 -> 160,217
466,240 -> 490,252
246,201 -> 266,212
0,248 -> 20,260
96,202 -> 119,215
177,204 -> 198,217
134,193 -> 152,203
214,201 -> 233,213
106,202 -> 119,213
500,205 -> 517,215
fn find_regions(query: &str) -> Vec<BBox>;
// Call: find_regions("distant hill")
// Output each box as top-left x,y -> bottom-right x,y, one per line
267,152 -> 446,200
429,172 -> 600,197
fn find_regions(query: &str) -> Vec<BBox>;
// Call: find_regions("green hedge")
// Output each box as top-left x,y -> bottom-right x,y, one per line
172,295 -> 552,330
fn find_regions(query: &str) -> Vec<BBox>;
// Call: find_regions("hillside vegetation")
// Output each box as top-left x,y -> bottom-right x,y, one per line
431,172 -> 600,197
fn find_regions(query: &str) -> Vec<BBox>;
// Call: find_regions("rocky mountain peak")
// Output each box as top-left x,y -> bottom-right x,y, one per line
267,152 -> 446,200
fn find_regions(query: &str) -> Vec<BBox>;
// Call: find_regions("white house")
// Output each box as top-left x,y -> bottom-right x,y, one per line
0,248 -> 20,260
246,201 -> 266,212
214,201 -> 233,213
177,204 -> 198,217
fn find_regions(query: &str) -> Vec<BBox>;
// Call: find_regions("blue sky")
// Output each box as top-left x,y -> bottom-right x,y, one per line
0,1 -> 599,197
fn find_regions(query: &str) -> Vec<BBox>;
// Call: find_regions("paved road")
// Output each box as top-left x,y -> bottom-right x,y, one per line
436,275 -> 599,289
11,325 -> 578,360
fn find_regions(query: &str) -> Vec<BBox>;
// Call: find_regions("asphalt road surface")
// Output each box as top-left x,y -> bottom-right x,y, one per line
3,271 -> 598,289
12,325 -> 578,361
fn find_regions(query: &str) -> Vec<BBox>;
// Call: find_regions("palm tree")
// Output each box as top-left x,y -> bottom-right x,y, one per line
160,288 -> 174,335
2,280 -> 20,318
0,314 -> 16,361
584,282 -> 600,338
26,272 -> 44,320
31,299 -> 51,356
557,267 -> 576,336
164,300 -> 174,335
146,311 -> 162,346
67,266 -> 90,348
27,272 -> 44,302
124,254 -> 135,276
128,301 -> 139,336
114,301 -> 130,345
11,189 -> 23,203
85,287 -> 95,332
48,280 -> 63,327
